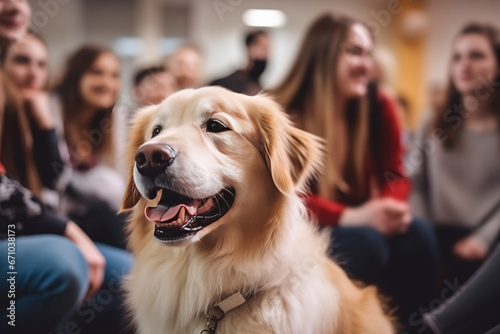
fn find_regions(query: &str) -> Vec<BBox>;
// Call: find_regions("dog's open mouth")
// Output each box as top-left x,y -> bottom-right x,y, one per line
144,187 -> 235,243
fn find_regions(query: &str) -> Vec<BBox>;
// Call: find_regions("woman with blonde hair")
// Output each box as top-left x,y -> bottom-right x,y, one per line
270,13 -> 439,327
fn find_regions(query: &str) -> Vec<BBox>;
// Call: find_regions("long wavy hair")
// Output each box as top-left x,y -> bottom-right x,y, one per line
0,72 -> 42,195
432,23 -> 500,148
269,13 -> 371,201
56,45 -> 118,167
0,31 -> 49,195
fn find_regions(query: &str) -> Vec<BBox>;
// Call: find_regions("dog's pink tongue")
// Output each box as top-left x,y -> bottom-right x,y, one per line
145,204 -> 197,222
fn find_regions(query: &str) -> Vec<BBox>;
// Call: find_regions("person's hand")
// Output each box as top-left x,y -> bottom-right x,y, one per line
22,90 -> 54,130
340,198 -> 411,236
453,235 -> 487,262
65,221 -> 106,301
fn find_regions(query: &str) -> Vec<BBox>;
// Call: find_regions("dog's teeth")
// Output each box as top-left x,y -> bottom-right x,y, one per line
178,206 -> 186,221
146,189 -> 163,207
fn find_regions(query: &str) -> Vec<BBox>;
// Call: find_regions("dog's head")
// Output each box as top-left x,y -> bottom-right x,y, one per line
122,86 -> 323,247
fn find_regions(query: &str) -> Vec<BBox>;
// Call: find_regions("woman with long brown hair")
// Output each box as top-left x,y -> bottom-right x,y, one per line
1,31 -> 68,199
0,2 -> 132,333
53,45 -> 129,248
270,13 -> 439,327
411,23 -> 500,294
57,45 -> 120,171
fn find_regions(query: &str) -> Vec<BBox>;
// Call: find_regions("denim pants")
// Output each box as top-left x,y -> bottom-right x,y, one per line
0,234 -> 133,334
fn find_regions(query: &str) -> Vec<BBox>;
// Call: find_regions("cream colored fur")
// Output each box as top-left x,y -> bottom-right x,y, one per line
122,87 -> 394,334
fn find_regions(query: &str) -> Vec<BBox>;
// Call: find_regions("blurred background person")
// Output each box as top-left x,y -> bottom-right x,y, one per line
269,13 -> 439,330
1,33 -> 130,250
53,45 -> 129,249
1,33 -> 55,196
209,30 -> 270,95
166,44 -> 203,90
0,1 -> 132,333
1,0 -> 499,332
133,64 -> 178,108
410,23 -> 500,288
114,64 -> 178,179
1,31 -> 67,208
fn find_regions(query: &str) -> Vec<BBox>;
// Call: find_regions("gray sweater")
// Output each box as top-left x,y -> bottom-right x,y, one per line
409,116 -> 500,249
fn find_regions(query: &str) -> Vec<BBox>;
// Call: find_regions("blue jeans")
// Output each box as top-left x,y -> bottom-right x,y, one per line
330,218 -> 440,322
0,234 -> 133,334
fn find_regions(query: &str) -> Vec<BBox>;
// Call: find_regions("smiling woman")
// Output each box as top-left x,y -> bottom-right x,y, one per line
50,45 -> 130,249
0,30 -> 56,195
1,32 -> 48,91
56,46 -> 121,170
411,24 -> 500,320
0,2 -> 133,334
0,0 -> 30,44
268,12 -> 440,330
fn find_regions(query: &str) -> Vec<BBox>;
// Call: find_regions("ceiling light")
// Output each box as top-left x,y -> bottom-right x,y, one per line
242,9 -> 286,27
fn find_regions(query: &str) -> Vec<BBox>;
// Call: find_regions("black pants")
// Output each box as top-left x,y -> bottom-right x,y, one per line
434,226 -> 485,287
330,218 -> 440,330
70,200 -> 129,249
424,243 -> 500,334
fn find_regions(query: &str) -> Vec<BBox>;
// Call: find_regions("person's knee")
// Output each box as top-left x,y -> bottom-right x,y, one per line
355,227 -> 390,268
332,226 -> 389,283
398,219 -> 440,276
408,219 -> 439,260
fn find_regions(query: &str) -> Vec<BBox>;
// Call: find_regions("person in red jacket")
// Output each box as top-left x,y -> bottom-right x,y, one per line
269,13 -> 439,329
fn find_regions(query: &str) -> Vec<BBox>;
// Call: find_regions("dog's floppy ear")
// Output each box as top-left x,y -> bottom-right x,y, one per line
120,106 -> 157,211
249,95 -> 325,195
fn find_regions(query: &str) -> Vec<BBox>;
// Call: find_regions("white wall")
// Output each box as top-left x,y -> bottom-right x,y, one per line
30,0 -> 500,105
29,0 -> 86,84
29,0 -> 400,91
189,0 -> 392,88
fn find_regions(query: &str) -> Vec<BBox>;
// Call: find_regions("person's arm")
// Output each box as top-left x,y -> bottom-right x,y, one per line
374,93 -> 411,201
26,93 -> 67,189
0,173 -> 67,234
31,125 -> 66,189
472,209 -> 500,251
304,194 -> 346,226
305,192 -> 411,235
0,173 -> 105,300
64,220 -> 106,300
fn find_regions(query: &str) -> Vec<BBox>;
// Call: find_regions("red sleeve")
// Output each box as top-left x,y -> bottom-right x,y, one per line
304,194 -> 345,227
375,93 -> 411,201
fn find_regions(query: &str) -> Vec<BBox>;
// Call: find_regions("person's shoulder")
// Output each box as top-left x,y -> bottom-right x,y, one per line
376,89 -> 397,115
209,70 -> 240,86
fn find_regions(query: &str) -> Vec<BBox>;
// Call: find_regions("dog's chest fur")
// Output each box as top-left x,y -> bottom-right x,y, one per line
127,207 -> 340,334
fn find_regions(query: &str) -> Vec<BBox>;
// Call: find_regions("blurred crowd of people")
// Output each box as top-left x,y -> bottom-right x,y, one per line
0,0 -> 499,333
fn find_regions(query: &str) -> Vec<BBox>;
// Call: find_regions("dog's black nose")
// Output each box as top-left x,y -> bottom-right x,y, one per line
135,143 -> 176,177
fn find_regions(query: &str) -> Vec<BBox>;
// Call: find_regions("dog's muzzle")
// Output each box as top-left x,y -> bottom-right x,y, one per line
134,143 -> 235,244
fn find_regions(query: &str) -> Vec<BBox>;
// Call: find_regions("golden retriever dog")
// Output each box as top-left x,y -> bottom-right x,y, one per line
121,86 -> 394,334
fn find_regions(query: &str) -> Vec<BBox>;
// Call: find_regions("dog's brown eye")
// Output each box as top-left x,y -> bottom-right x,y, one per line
152,126 -> 162,137
206,119 -> 230,133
